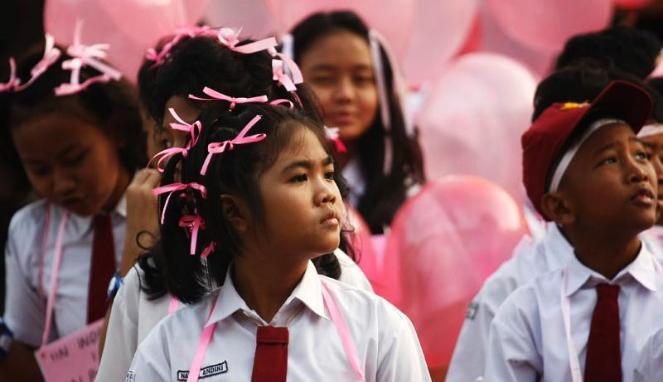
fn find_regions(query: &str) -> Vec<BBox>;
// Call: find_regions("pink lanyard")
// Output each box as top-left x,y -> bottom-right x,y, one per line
41,210 -> 70,346
186,278 -> 365,382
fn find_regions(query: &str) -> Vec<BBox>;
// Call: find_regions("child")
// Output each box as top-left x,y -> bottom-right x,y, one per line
484,80 -> 663,381
290,11 -> 426,233
0,35 -> 145,379
97,28 -> 372,382
127,102 -> 429,381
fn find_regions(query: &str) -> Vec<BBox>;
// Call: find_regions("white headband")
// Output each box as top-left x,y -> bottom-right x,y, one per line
548,118 -> 625,192
637,123 -> 663,139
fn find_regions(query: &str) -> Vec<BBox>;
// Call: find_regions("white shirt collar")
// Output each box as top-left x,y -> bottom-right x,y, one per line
565,242 -> 659,296
542,223 -> 575,268
208,261 -> 329,326
65,193 -> 128,238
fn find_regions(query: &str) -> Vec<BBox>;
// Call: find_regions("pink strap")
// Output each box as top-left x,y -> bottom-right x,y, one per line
167,297 -> 180,315
187,298 -> 219,382
41,211 -> 70,346
37,204 -> 53,299
217,28 -> 277,55
321,280 -> 365,382
200,115 -> 266,175
189,87 -> 268,110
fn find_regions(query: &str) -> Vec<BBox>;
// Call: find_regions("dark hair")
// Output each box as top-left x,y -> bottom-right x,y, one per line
647,77 -> 663,123
153,103 -> 352,303
555,26 -> 661,79
135,32 -> 351,300
7,42 -> 147,173
291,11 -> 426,233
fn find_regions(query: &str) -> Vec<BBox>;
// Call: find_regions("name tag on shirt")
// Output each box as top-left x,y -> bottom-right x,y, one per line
35,319 -> 104,382
177,361 -> 229,381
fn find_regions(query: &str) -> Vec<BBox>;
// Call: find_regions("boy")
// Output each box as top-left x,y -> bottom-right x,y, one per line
485,80 -> 663,381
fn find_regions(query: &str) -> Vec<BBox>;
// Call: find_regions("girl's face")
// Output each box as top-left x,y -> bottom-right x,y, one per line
12,112 -> 130,216
255,126 -> 343,258
299,30 -> 379,143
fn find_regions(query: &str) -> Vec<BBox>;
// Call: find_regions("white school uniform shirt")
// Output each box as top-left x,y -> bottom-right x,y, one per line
485,244 -> 663,382
445,223 -> 573,382
3,198 -> 125,346
127,261 -> 430,382
633,327 -> 663,382
96,249 -> 372,382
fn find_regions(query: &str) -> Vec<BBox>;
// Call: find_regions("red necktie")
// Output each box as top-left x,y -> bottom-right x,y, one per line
86,214 -> 115,323
584,283 -> 622,382
251,326 -> 288,382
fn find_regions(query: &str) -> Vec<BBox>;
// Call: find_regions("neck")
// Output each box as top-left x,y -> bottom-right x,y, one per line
232,249 -> 309,323
565,225 -> 642,279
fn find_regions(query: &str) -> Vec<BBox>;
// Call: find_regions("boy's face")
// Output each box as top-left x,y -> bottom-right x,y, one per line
641,133 -> 663,221
558,123 -> 657,232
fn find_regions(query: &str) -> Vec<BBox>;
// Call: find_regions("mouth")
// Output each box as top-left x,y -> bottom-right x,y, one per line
631,187 -> 656,207
329,112 -> 355,126
320,211 -> 340,227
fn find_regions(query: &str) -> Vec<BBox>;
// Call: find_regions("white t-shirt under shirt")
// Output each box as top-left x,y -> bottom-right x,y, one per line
4,198 -> 125,346
127,261 -> 430,381
485,245 -> 663,382
96,249 -> 372,382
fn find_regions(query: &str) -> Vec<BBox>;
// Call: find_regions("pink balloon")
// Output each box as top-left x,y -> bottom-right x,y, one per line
99,0 -> 209,46
266,0 -> 415,62
385,175 -> 528,367
344,206 -> 385,291
401,0 -> 478,85
204,0 -> 278,38
487,0 -> 613,53
45,0 -> 146,83
417,53 -> 537,202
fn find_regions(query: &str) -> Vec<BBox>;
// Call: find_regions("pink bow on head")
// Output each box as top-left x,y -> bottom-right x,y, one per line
325,126 -> 347,153
1,34 -> 62,93
179,215 -> 205,255
54,21 -> 123,96
153,182 -> 208,224
269,48 -> 304,89
272,59 -> 297,92
217,27 -> 277,55
146,26 -> 218,65
149,146 -> 189,173
189,86 -> 269,110
168,107 -> 203,149
0,58 -> 20,92
200,115 -> 266,175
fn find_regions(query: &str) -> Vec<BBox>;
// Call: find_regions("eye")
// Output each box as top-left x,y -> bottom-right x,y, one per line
29,165 -> 51,177
598,157 -> 618,166
63,151 -> 87,167
289,174 -> 308,183
159,138 -> 173,150
353,75 -> 374,86
634,150 -> 651,162
324,170 -> 335,180
310,75 -> 335,86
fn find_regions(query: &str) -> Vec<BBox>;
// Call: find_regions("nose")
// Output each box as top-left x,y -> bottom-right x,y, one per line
627,155 -> 651,184
314,179 -> 338,206
52,166 -> 77,197
332,77 -> 355,102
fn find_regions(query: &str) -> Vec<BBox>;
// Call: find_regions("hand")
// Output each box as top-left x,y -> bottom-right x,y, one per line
119,169 -> 161,275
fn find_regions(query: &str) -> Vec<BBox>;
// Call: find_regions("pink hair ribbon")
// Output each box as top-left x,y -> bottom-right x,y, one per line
200,115 -> 266,175
150,147 -> 189,173
168,107 -> 203,149
270,49 -> 304,88
54,21 -> 123,96
179,215 -> 205,255
1,35 -> 62,93
269,98 -> 295,109
200,241 -> 216,259
189,86 -> 269,110
153,182 -> 208,224
146,26 -> 218,65
0,58 -> 19,92
217,27 -> 277,54
272,59 -> 297,92
325,126 -> 347,153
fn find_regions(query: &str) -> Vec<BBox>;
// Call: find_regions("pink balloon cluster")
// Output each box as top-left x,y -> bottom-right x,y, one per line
383,175 -> 528,368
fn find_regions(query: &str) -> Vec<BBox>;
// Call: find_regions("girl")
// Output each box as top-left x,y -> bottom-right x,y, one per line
128,102 -> 429,381
0,35 -> 145,380
290,11 -> 426,233
98,28 -> 371,381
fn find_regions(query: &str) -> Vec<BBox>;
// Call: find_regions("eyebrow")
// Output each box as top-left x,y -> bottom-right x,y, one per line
309,64 -> 372,72
281,156 -> 333,173
593,137 -> 644,156
23,144 -> 82,165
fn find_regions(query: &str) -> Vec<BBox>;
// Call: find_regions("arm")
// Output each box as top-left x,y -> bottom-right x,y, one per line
376,311 -> 432,382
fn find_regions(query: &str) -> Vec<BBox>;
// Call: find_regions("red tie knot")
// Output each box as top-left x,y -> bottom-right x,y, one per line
596,283 -> 620,300
256,326 -> 289,345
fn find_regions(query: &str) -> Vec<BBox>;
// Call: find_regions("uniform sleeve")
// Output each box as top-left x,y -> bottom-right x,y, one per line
127,327 -> 172,382
335,249 -> 374,293
484,290 -> 542,382
376,309 -> 431,382
3,216 -> 46,347
97,266 -> 141,382
445,266 -> 520,382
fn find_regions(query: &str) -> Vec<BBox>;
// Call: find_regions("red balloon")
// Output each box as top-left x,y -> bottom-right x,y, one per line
385,175 -> 528,367
487,0 -> 613,53
417,53 -> 537,202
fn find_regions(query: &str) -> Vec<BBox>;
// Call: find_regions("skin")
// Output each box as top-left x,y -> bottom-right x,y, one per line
227,127 -> 344,322
641,132 -> 663,222
541,123 -> 657,279
299,30 -> 378,167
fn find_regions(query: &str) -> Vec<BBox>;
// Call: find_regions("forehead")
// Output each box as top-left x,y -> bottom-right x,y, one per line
574,122 -> 637,157
273,126 -> 328,163
641,132 -> 663,150
299,30 -> 372,71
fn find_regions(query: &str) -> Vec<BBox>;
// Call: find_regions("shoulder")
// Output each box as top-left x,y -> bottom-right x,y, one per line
8,199 -> 49,237
492,269 -> 560,328
333,249 -> 373,292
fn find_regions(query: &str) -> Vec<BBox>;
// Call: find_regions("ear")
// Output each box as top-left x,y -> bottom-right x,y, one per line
540,192 -> 575,225
220,195 -> 249,233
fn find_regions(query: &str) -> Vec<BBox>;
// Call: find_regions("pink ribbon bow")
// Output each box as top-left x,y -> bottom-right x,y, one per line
200,115 -> 266,175
269,50 -> 304,90
54,21 -> 123,96
168,108 -> 203,149
325,127 -> 347,153
1,34 -> 62,93
272,59 -> 297,92
146,26 -> 218,65
189,86 -> 269,110
0,58 -> 19,92
217,28 -> 277,55
149,147 -> 189,173
179,215 -> 205,255
153,182 -> 208,224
